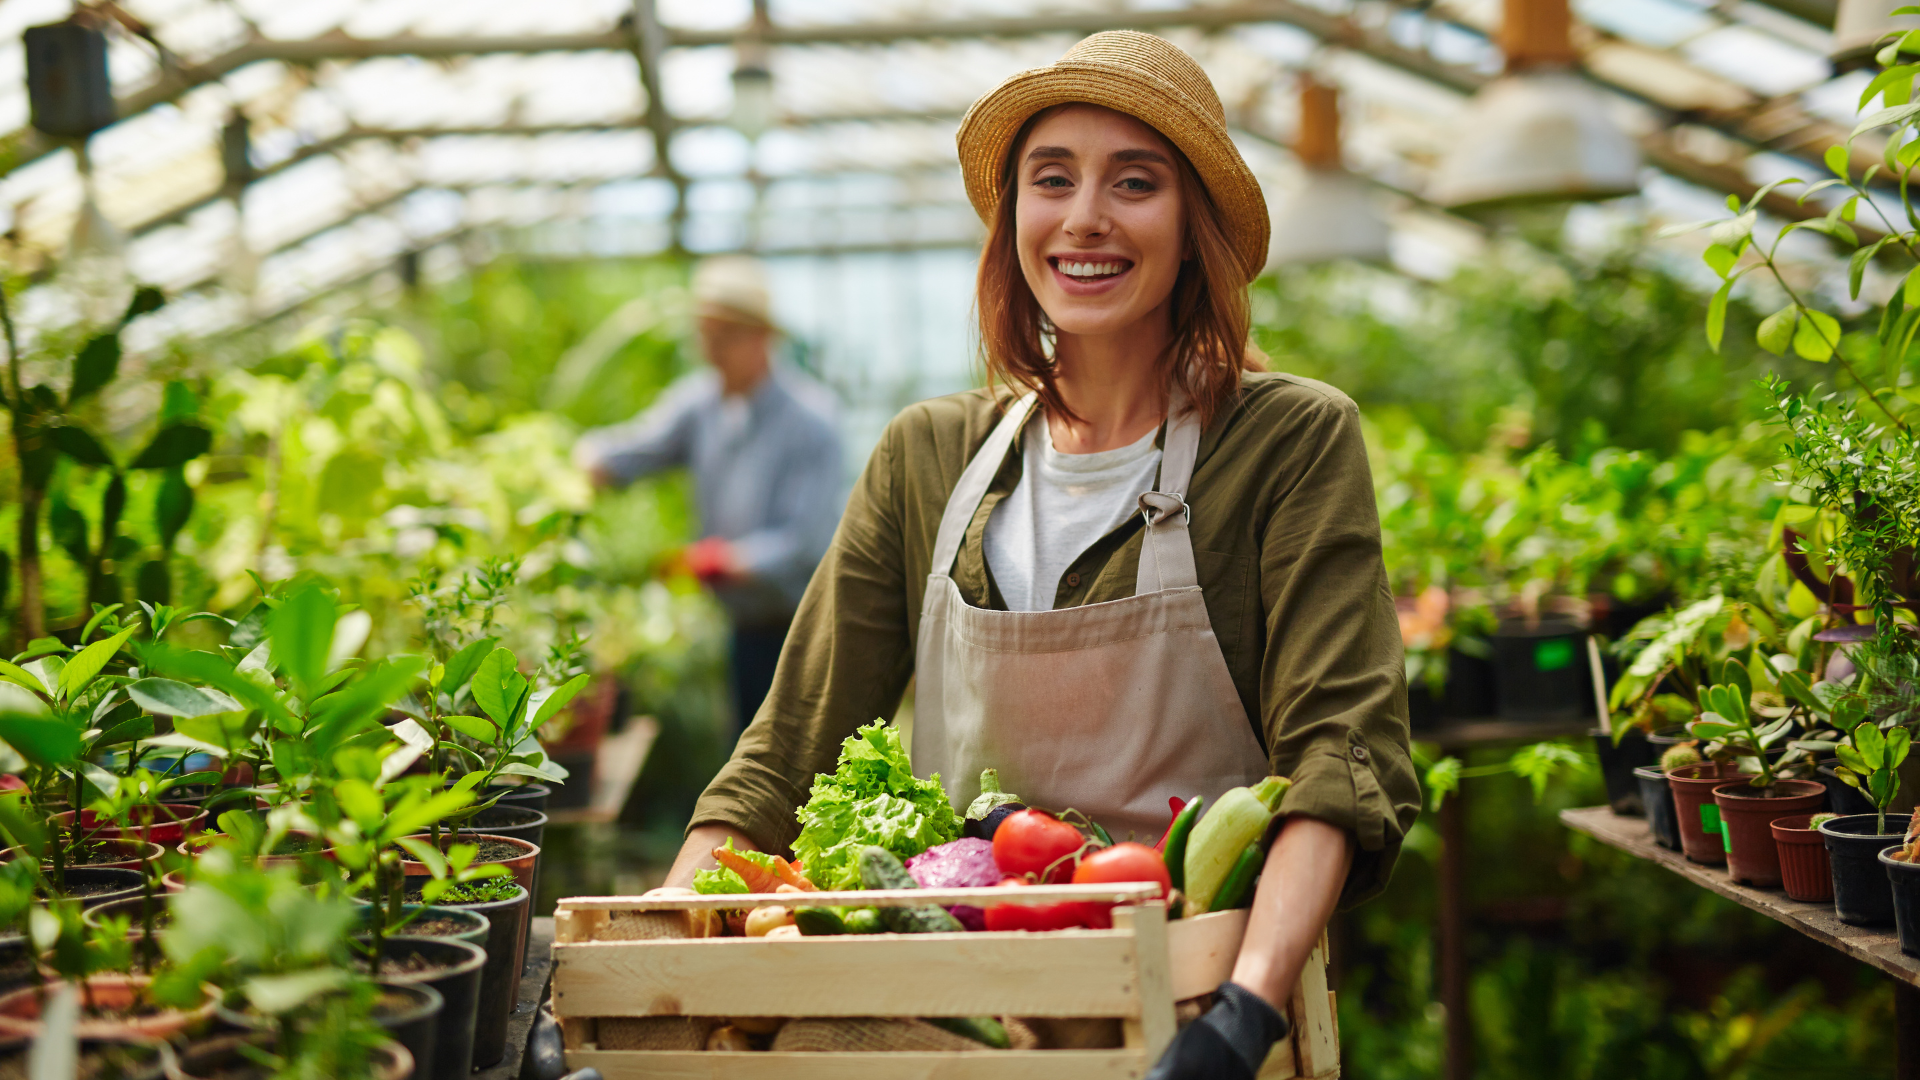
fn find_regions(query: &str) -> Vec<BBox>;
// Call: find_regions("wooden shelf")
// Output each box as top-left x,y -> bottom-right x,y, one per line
1560,806 -> 1920,989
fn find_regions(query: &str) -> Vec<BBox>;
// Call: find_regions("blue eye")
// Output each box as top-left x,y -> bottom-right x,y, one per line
1119,177 -> 1152,192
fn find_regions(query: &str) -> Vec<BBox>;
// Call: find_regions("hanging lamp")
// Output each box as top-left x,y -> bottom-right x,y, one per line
1428,0 -> 1639,211
1267,77 -> 1391,266
730,0 -> 774,140
1832,0 -> 1920,66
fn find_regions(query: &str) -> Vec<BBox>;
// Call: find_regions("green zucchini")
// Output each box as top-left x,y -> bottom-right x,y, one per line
926,1016 -> 1011,1048
1209,840 -> 1264,912
1162,796 -> 1204,891
858,846 -> 966,933
841,907 -> 884,934
1185,776 -> 1288,912
793,907 -> 846,936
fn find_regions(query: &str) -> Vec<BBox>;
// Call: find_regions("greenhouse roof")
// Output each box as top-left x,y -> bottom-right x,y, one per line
0,0 -> 1888,347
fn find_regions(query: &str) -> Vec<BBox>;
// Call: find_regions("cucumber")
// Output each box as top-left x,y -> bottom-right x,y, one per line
926,1016 -> 1011,1048
1162,796 -> 1204,890
793,907 -> 846,935
859,846 -> 966,933
1185,776 -> 1288,913
1209,841 -> 1264,912
841,907 -> 884,934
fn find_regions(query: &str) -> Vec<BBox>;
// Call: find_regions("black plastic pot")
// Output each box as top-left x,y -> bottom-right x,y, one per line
1817,764 -> 1876,817
405,877 -> 530,1069
374,979 -> 443,1080
0,938 -> 32,997
468,805 -> 548,910
1633,766 -> 1681,850
61,867 -> 146,908
1821,813 -> 1910,927
1592,728 -> 1656,815
378,936 -> 485,1080
1491,620 -> 1591,722
482,783 -> 550,814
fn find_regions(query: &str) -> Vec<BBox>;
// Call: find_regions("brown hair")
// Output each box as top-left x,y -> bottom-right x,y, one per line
975,107 -> 1264,427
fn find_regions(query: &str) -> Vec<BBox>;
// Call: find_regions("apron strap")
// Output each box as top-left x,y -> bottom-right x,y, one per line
1135,395 -> 1202,595
929,393 -> 1038,576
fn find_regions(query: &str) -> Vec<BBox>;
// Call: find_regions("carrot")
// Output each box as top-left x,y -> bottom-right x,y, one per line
773,858 -> 817,892
714,845 -> 784,893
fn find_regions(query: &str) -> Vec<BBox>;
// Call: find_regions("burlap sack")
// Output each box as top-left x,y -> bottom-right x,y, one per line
770,1018 -> 988,1053
597,1017 -> 720,1050
1018,1016 -> 1125,1049
1003,1017 -> 1041,1050
602,909 -> 722,940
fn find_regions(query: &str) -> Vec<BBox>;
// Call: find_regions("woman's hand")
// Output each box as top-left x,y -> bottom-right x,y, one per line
660,823 -> 761,890
1148,815 -> 1352,1079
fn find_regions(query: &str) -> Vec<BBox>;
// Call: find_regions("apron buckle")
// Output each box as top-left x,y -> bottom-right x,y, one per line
1138,490 -> 1191,527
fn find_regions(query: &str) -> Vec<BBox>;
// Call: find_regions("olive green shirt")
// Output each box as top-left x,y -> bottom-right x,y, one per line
691,371 -> 1420,906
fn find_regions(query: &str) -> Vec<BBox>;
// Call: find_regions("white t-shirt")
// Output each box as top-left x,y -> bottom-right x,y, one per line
984,418 -> 1162,612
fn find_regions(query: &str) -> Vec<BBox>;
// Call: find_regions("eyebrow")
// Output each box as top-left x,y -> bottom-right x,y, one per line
1112,148 -> 1171,166
1025,145 -> 1073,161
1024,145 -> 1172,166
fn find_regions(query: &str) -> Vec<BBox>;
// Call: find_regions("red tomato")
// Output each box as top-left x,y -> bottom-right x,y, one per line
982,878 -> 1094,932
992,810 -> 1086,883
1070,842 -> 1174,929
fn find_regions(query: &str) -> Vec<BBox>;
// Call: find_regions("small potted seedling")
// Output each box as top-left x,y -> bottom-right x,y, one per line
1821,720 -> 1912,926
1693,663 -> 1828,887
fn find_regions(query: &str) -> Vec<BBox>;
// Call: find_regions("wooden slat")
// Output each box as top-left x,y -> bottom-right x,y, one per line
556,884 -> 1160,911
1114,905 -> 1176,1059
1257,1038 -> 1299,1079
1165,909 -> 1248,1001
553,932 -> 1142,1019
565,1049 -> 1150,1079
1290,946 -> 1338,1077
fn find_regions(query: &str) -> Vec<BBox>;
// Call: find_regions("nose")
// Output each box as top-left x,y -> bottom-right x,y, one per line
1061,183 -> 1110,243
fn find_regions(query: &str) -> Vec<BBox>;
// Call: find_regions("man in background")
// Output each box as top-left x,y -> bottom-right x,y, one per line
574,256 -> 843,733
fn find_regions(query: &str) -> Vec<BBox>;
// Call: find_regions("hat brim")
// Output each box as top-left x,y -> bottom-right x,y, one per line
957,61 -> 1270,284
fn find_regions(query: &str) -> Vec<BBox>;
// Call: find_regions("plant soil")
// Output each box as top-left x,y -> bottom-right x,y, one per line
397,915 -> 472,938
396,838 -> 525,863
65,879 -> 137,898
55,845 -> 144,867
356,952 -> 453,978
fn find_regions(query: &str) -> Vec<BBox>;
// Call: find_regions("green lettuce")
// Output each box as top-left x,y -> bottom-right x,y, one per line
794,721 -> 958,890
692,866 -> 747,894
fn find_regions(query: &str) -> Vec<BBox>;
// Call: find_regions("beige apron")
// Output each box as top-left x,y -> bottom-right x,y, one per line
912,393 -> 1270,843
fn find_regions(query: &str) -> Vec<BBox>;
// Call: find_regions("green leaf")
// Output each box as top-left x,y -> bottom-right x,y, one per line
444,713 -> 498,743
1689,719 -> 1737,739
1890,726 -> 1913,770
1836,745 -> 1869,772
50,425 -> 113,467
0,661 -> 50,698
1706,279 -> 1732,352
1853,101 -> 1920,137
127,678 -> 241,718
1757,304 -> 1798,354
154,468 -> 192,550
1709,210 -> 1758,249
382,788 -> 475,843
469,649 -> 519,726
139,642 -> 292,730
1857,722 -> 1888,767
0,714 -> 82,766
92,716 -> 152,749
528,673 -> 591,732
1792,309 -> 1841,362
334,778 -> 383,830
1703,243 -> 1738,279
395,837 -> 449,878
129,424 -> 211,470
67,333 -> 121,405
269,586 -> 334,700
306,656 -> 427,757
440,637 -> 498,696
244,969 -> 349,1016
59,626 -> 137,700
1827,143 -> 1852,177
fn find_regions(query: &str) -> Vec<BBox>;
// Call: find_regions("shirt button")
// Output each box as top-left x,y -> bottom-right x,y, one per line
1066,573 -> 1081,588
1350,745 -> 1370,763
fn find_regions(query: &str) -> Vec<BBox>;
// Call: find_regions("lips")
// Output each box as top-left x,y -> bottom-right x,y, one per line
1050,256 -> 1133,281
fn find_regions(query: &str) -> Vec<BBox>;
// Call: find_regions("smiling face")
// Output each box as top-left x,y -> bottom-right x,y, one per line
1014,104 -> 1188,341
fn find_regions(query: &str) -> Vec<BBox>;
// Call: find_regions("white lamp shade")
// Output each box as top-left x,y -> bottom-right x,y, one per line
1267,170 -> 1392,267
1429,71 -> 1640,211
1834,0 -> 1920,60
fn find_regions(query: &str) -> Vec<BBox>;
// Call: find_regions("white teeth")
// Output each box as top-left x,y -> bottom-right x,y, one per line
1058,260 -> 1126,278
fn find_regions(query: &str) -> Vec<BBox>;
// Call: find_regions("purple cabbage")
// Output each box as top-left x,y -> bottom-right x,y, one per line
906,837 -> 999,931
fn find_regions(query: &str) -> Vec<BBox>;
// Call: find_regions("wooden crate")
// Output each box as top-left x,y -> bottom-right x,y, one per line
552,884 -> 1339,1080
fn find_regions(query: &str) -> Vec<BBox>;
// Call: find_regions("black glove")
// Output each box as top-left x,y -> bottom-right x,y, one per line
1146,981 -> 1291,1080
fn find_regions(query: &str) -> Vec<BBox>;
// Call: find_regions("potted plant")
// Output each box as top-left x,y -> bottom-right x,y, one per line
1882,813 -> 1920,958
401,874 -> 530,1068
1695,666 -> 1829,886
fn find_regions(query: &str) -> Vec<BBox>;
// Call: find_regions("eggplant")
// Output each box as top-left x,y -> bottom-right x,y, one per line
962,768 -> 1025,840
962,802 -> 1026,841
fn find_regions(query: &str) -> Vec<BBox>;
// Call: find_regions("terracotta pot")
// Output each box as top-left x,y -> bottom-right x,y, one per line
0,975 -> 217,1040
398,832 -> 539,895
81,894 -> 173,936
161,870 -> 189,893
1771,814 -> 1834,902
4,839 -> 166,872
167,1033 -> 412,1080
1713,780 -> 1827,887
53,803 -> 206,846
1666,763 -> 1753,865
177,829 -> 333,868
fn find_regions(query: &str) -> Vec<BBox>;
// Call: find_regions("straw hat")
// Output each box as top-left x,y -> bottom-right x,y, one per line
692,255 -> 776,330
956,31 -> 1269,284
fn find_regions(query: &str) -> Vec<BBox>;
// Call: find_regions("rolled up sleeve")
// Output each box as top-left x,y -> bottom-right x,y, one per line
1254,392 -> 1420,907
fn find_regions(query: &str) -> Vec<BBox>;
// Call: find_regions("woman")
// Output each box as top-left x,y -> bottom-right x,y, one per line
661,32 -> 1419,1078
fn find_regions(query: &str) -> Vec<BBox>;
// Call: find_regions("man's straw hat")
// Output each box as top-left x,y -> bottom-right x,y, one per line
692,254 -> 776,330
956,31 -> 1269,284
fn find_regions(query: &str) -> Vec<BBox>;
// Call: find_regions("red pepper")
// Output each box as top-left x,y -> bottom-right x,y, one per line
1153,796 -> 1189,853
